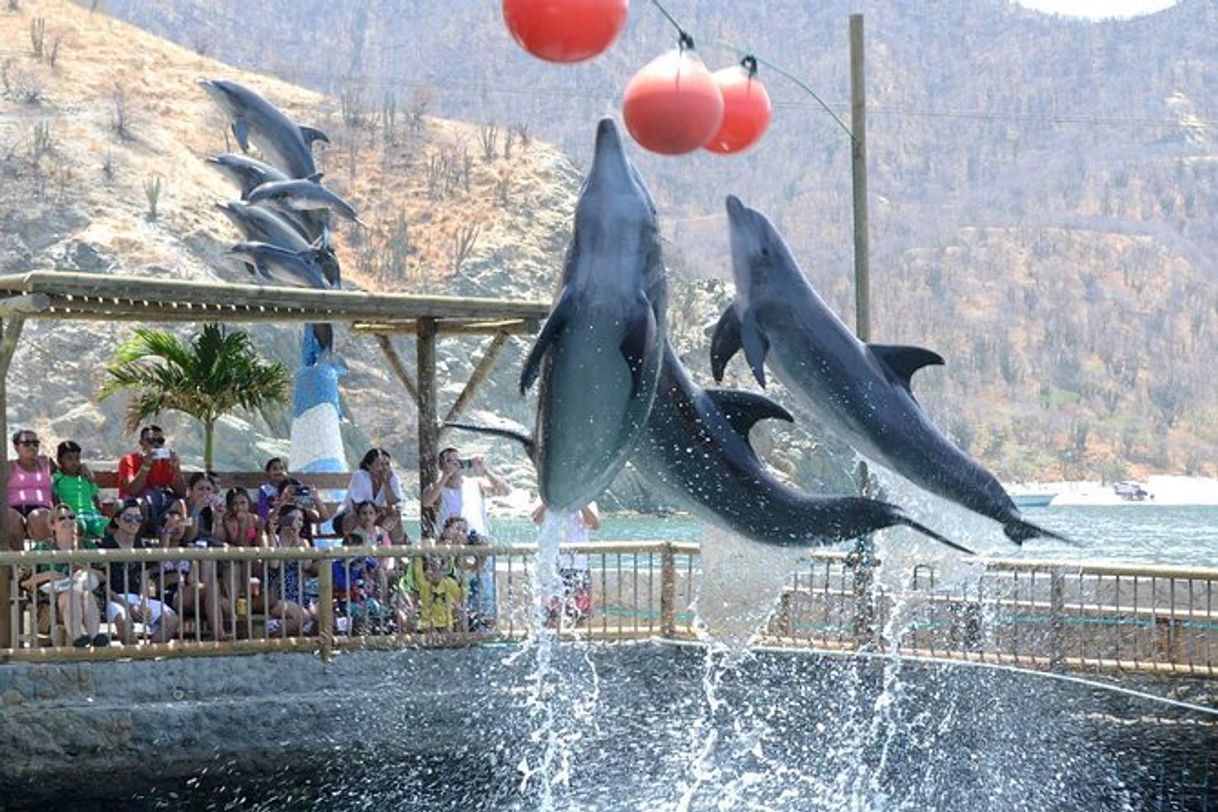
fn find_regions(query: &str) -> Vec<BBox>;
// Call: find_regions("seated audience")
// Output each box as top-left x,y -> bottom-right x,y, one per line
101,499 -> 180,644
6,429 -> 53,550
276,477 -> 329,544
259,504 -> 315,636
333,534 -> 383,634
256,457 -> 288,523
21,504 -> 107,648
117,425 -> 186,527
335,448 -> 407,544
51,441 -> 108,540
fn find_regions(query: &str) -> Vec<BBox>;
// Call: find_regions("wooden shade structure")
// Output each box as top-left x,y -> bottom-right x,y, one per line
0,270 -> 550,646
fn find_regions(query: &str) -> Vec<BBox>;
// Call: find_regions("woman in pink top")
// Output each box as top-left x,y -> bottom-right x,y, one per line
7,430 -> 53,550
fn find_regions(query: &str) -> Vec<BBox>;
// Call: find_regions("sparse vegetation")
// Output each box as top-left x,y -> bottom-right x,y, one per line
494,166 -> 513,206
478,123 -> 497,162
101,149 -> 114,181
110,82 -> 131,138
31,121 -> 52,157
380,93 -> 397,146
29,16 -> 44,57
450,223 -> 480,275
143,174 -> 161,220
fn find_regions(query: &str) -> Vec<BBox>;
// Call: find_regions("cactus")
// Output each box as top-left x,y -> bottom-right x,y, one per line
144,175 -> 162,220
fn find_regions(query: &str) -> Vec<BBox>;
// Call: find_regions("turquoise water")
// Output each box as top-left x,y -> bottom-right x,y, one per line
487,506 -> 1218,567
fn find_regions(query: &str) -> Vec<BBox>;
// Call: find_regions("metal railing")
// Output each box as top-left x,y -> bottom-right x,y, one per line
3,543 -> 1217,678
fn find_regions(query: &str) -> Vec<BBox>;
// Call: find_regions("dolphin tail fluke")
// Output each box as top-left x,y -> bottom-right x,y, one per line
1003,518 -> 1078,547
899,518 -> 975,556
444,421 -> 534,459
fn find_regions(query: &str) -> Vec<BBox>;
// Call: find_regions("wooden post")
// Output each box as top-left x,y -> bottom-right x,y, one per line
416,317 -> 439,538
660,543 -> 676,638
318,557 -> 334,663
1049,568 -> 1066,673
849,13 -> 870,343
375,334 -> 419,402
0,316 -> 25,650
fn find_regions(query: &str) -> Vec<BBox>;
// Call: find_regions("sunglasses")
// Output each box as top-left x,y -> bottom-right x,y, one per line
57,514 -> 76,522
144,436 -> 166,446
16,439 -> 39,447
119,512 -> 142,522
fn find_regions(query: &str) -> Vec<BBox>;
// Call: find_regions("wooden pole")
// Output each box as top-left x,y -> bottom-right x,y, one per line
375,334 -> 419,402
416,318 -> 439,538
0,316 -> 26,649
849,13 -> 871,343
440,332 -> 510,430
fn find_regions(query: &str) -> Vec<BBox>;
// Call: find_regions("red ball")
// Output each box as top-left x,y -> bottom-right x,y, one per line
622,48 -> 724,155
502,0 -> 629,64
703,63 -> 772,154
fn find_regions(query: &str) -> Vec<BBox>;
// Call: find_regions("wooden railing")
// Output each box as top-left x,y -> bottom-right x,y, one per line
2,542 -> 1217,678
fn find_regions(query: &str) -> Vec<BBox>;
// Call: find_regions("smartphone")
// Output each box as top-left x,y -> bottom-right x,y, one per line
457,459 -> 475,471
153,447 -> 171,460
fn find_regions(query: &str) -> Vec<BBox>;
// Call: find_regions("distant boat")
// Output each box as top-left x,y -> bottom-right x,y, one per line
1006,484 -> 1059,508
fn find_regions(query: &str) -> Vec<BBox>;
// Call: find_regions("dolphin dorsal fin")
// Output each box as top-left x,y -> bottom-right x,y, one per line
299,125 -> 330,146
305,171 -> 325,183
868,343 -> 944,394
705,389 -> 794,442
520,289 -> 575,395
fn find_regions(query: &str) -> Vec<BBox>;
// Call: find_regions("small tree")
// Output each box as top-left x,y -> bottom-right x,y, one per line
100,324 -> 289,469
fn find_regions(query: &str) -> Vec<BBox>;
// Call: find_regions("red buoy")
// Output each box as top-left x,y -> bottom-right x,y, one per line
704,57 -> 772,154
502,0 -> 630,64
622,42 -> 724,155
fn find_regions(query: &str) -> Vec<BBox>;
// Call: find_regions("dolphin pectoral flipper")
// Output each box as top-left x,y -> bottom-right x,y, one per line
520,289 -> 575,395
897,517 -> 975,556
299,125 -> 330,146
705,389 -> 794,444
619,295 -> 657,398
710,305 -> 742,383
232,118 -> 251,152
740,308 -> 771,388
868,344 -> 945,394
1004,517 -> 1079,547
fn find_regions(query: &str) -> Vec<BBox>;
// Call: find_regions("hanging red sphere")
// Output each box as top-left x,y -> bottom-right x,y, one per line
622,46 -> 724,155
703,60 -> 772,154
502,0 -> 630,64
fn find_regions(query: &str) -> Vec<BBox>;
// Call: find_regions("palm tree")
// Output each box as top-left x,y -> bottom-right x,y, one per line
100,323 -> 290,469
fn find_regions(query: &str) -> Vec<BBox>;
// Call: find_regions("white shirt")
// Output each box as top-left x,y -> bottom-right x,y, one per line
558,503 -> 596,571
437,479 -> 489,536
339,469 -> 404,515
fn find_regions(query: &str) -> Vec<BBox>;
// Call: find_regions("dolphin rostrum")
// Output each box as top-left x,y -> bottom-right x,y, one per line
247,179 -> 365,227
714,195 -> 1069,546
450,342 -> 972,555
517,117 -> 667,512
199,79 -> 328,179
206,154 -> 289,200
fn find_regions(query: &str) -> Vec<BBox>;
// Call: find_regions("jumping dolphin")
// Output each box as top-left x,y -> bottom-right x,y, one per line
517,117 -> 667,512
714,195 -> 1069,545
199,79 -> 328,179
228,241 -> 332,290
450,342 -> 972,554
247,179 -> 365,227
206,154 -> 290,199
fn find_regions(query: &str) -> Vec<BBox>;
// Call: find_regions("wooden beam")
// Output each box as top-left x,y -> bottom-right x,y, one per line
375,335 -> 418,402
352,318 -> 539,336
441,331 -> 510,430
0,294 -> 49,318
416,318 -> 439,539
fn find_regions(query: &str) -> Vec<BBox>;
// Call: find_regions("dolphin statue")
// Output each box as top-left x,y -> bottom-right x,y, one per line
228,241 -> 332,290
517,117 -> 667,512
449,342 -> 973,554
199,79 -> 328,179
247,179 -> 365,227
714,195 -> 1069,546
216,201 -> 340,286
206,154 -> 290,199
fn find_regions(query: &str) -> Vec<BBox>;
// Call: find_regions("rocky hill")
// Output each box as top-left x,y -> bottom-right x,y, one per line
86,0 -> 1218,484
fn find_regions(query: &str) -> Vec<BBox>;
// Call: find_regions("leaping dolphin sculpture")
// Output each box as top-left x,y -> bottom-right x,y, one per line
199,79 -> 328,179
247,179 -> 365,227
714,195 -> 1069,546
517,117 -> 667,512
450,342 -> 973,554
206,154 -> 290,199
228,241 -> 332,290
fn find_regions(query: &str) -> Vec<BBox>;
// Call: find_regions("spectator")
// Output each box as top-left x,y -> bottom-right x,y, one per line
51,441 -> 108,540
101,499 -> 180,644
415,552 -> 465,634
214,487 -> 262,547
256,457 -> 288,523
21,504 -> 107,648
6,429 -> 53,550
333,534 -> 383,634
421,447 -> 508,630
335,449 -> 407,544
532,502 -> 600,627
276,477 -> 329,545
177,473 -> 233,640
259,504 -> 315,636
116,425 -> 186,526
181,472 -> 220,545
155,503 -> 196,628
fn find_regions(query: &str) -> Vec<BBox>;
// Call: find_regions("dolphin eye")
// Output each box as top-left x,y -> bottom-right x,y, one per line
760,247 -> 770,258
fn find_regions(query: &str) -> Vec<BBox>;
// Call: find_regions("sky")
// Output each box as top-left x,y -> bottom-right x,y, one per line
1014,0 -> 1177,18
